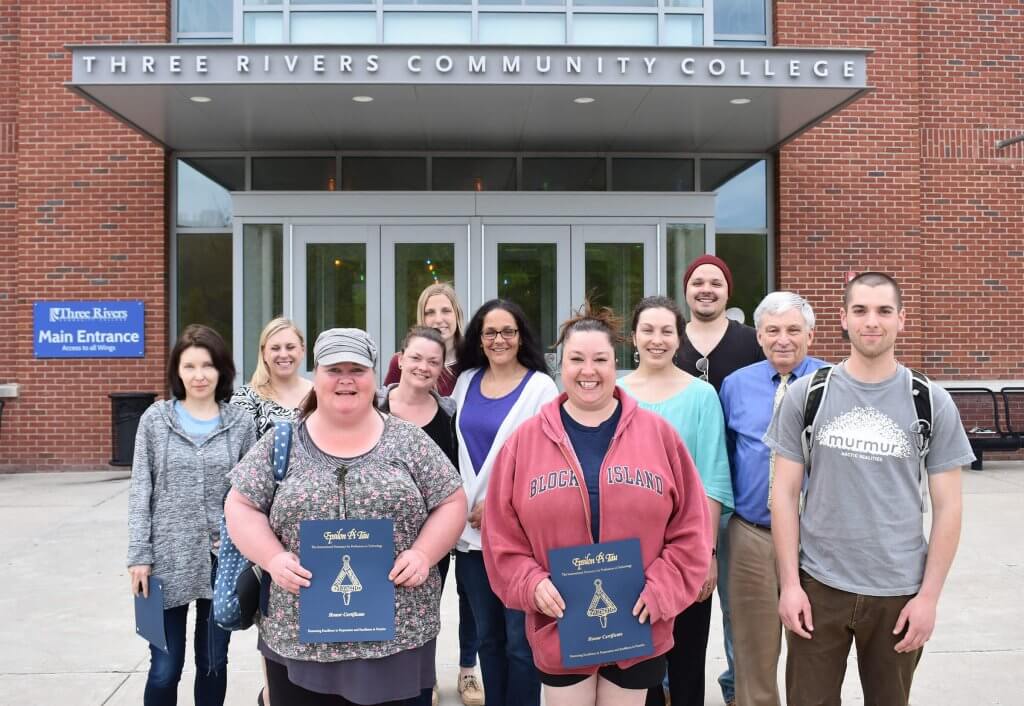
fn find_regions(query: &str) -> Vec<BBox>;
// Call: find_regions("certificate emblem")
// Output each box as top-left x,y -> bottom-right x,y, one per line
331,554 -> 363,605
586,578 -> 617,629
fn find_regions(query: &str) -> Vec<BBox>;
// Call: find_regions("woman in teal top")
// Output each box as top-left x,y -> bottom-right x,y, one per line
618,296 -> 732,706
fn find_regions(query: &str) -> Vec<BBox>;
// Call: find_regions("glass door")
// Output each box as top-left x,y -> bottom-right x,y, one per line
571,225 -> 659,374
483,225 -> 571,375
380,224 -> 470,365
292,225 -> 380,374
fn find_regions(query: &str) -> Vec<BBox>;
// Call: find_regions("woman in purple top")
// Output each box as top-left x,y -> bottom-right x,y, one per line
451,300 -> 559,706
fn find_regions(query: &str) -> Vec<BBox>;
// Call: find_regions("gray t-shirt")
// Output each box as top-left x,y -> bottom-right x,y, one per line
764,364 -> 974,596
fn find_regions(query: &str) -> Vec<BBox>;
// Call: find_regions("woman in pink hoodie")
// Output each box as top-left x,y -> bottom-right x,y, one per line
482,303 -> 711,706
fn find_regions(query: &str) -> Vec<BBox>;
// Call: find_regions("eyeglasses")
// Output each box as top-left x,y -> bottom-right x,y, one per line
695,356 -> 710,382
482,327 -> 519,342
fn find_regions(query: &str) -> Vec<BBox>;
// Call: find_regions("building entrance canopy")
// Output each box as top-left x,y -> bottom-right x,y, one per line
68,45 -> 870,153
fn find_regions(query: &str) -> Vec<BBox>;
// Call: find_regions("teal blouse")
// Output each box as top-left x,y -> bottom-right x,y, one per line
618,377 -> 734,511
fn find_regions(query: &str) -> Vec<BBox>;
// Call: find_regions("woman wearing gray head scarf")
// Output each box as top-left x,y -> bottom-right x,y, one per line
225,328 -> 467,705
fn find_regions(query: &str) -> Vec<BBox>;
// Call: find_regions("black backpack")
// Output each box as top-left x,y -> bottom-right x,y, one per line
801,364 -> 934,510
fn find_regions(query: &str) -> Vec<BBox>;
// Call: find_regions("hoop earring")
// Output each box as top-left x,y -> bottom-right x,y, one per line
633,350 -> 640,365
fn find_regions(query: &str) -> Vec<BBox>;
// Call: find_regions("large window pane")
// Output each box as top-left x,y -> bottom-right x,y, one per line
498,243 -> 558,363
178,0 -> 232,33
291,12 -> 377,43
664,14 -> 704,46
714,0 -> 766,35
585,243 -> 644,368
716,233 -> 767,325
432,157 -> 516,190
305,243 -> 367,369
480,0 -> 564,4
702,159 -> 766,229
393,243 -> 456,345
478,13 -> 566,44
342,157 -> 426,190
384,13 -> 472,44
252,157 -> 336,190
665,223 -> 706,317
522,158 -> 605,191
244,13 -> 284,43
242,225 -> 284,381
177,158 -> 243,227
573,14 -> 657,45
574,0 -> 655,6
177,233 -> 233,345
612,158 -> 694,191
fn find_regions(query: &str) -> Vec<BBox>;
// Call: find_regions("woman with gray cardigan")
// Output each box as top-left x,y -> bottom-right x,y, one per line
127,324 -> 257,706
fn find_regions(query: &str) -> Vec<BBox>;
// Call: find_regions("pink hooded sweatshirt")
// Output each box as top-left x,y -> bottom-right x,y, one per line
482,388 -> 712,676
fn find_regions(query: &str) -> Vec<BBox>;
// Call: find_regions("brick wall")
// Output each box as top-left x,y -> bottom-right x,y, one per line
776,1 -> 1024,379
0,1 -> 168,470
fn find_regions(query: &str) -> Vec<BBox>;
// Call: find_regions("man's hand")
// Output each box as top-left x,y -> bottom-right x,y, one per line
893,594 -> 937,653
778,584 -> 814,639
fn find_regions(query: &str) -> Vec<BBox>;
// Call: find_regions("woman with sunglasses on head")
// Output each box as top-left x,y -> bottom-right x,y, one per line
377,325 -> 471,706
481,301 -> 711,706
384,283 -> 466,397
451,299 -> 559,706
383,285 -> 482,706
618,296 -> 733,706
128,324 -> 257,706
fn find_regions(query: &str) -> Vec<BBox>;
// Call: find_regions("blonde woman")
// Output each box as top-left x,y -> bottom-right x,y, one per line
385,283 -> 465,396
232,318 -> 314,438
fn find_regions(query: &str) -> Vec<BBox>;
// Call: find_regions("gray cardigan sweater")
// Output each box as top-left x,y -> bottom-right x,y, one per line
127,399 -> 257,609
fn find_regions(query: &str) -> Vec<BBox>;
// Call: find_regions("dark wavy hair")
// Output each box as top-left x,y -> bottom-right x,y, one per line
457,299 -> 550,375
631,295 -> 686,337
167,324 -> 235,402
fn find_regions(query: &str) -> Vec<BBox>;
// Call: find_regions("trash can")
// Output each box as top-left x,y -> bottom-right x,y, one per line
109,392 -> 157,466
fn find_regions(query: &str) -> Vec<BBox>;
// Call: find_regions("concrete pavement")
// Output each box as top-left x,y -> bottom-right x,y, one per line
1,463 -> 1022,705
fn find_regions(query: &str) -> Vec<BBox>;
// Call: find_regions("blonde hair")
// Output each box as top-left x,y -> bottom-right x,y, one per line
250,317 -> 306,398
416,282 -> 465,353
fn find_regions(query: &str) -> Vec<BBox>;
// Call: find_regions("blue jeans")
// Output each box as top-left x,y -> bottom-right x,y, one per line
144,598 -> 231,706
717,511 -> 736,703
455,550 -> 540,706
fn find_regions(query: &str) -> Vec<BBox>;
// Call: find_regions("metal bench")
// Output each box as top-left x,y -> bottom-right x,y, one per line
947,387 -> 1021,470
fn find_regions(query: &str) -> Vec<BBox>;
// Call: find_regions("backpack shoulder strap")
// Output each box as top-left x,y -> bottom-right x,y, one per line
802,365 -> 835,474
271,421 -> 293,483
908,368 -> 933,511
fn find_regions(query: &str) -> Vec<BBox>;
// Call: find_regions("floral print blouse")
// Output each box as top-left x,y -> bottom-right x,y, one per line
229,415 -> 462,662
230,384 -> 300,439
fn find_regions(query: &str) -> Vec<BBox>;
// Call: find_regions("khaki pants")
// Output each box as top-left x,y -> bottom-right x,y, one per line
785,572 -> 922,706
728,516 -> 782,706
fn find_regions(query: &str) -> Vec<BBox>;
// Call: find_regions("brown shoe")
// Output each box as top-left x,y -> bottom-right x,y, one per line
457,673 -> 485,706
431,683 -> 439,706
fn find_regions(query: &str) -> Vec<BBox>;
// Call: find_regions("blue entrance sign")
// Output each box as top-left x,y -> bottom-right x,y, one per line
33,301 -> 145,358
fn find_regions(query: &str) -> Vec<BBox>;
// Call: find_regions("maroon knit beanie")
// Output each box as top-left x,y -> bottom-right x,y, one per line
683,255 -> 733,297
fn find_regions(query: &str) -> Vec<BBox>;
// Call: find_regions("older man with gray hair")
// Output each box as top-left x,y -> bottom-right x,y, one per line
718,292 -> 826,706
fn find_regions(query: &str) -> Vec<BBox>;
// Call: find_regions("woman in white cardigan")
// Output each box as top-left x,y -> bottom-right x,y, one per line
452,299 -> 558,706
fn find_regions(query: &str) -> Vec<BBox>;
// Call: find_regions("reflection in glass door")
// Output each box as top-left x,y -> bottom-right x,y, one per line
293,225 -> 380,373
484,225 -> 570,374
381,225 -> 469,365
572,225 -> 659,372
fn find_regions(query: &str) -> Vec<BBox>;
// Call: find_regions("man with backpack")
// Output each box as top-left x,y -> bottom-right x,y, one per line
765,272 -> 974,705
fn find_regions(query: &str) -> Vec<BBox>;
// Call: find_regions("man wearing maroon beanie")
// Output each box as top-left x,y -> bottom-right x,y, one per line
655,255 -> 762,706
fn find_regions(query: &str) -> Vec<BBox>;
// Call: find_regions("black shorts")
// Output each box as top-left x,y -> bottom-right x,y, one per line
538,655 -> 666,690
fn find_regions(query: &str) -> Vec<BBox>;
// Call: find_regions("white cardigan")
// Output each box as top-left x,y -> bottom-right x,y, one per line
452,367 -> 559,551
